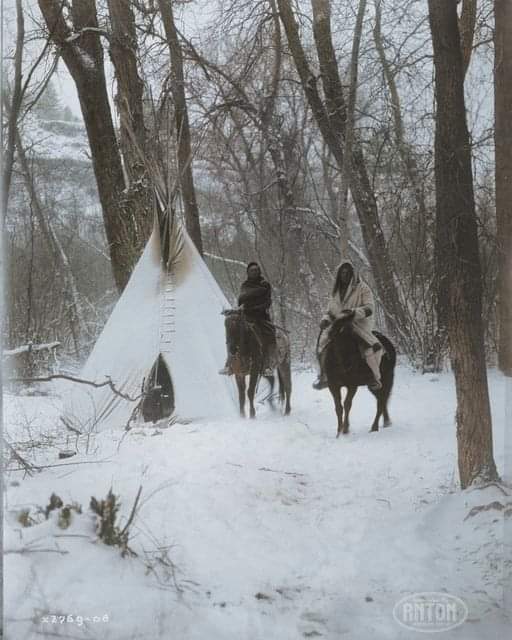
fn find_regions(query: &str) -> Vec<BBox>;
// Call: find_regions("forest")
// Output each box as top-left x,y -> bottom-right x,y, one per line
1,2 -> 511,638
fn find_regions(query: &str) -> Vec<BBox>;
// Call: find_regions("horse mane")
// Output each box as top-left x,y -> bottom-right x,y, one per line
225,312 -> 260,362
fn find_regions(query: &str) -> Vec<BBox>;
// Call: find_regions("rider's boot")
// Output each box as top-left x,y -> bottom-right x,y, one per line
218,354 -> 233,375
365,347 -> 382,390
312,352 -> 328,390
312,373 -> 328,390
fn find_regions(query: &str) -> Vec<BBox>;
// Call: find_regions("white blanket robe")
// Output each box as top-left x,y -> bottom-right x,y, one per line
320,276 -> 380,350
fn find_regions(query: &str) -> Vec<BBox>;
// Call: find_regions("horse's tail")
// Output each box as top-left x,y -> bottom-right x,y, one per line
374,331 -> 396,396
277,366 -> 285,403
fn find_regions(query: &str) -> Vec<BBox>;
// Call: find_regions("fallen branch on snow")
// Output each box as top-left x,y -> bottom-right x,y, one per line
9,459 -> 111,473
4,547 -> 69,555
3,438 -> 40,475
469,482 -> 510,497
258,466 -> 306,477
463,501 -> 511,521
10,373 -> 142,402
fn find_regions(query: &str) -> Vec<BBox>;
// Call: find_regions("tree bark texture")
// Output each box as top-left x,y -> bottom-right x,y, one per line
107,0 -> 153,248
2,0 -> 24,216
428,0 -> 498,488
494,0 -> 512,375
157,0 -> 203,255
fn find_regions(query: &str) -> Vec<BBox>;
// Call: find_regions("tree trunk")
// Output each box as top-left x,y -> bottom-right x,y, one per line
157,0 -> 203,255
459,0 -> 477,77
373,0 -> 445,370
37,0 -> 142,291
428,0 -> 498,488
338,0 -> 367,255
263,0 -> 320,314
2,0 -> 24,216
16,129 -> 84,356
278,0 -> 411,349
107,0 -> 153,246
494,0 -> 512,375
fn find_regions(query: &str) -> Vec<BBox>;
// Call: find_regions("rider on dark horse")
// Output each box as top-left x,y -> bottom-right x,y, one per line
219,262 -> 276,376
313,261 -> 383,391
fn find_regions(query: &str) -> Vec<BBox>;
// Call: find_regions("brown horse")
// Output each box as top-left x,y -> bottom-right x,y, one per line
223,309 -> 292,418
321,316 -> 396,437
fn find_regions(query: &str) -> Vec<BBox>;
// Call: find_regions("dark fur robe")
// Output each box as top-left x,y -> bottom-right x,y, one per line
238,277 -> 276,346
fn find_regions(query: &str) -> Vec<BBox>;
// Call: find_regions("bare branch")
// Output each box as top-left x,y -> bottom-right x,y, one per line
9,374 -> 142,403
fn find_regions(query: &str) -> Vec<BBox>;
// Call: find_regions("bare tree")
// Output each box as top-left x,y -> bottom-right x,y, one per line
37,0 -> 147,291
494,0 -> 512,375
107,0 -> 153,244
428,0 -> 498,488
15,129 -> 85,356
338,0 -> 367,258
157,0 -> 203,255
2,0 -> 24,216
372,0 -> 443,369
182,2 -> 321,317
459,0 -> 478,76
278,0 -> 411,348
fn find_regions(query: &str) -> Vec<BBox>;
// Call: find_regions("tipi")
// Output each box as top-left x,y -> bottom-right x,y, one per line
63,200 -> 238,432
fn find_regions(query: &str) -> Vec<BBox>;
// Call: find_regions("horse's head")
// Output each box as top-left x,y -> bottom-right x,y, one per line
222,309 -> 246,355
330,314 -> 354,336
327,315 -> 359,364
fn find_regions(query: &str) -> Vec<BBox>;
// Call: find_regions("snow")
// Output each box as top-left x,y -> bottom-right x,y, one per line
3,367 -> 510,639
20,113 -> 90,164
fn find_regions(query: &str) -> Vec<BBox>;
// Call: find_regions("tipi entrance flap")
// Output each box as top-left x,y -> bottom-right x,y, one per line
141,354 -> 175,423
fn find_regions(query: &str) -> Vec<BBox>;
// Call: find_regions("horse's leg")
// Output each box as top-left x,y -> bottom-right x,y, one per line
279,358 -> 292,415
369,388 -> 384,432
329,385 -> 344,438
236,375 -> 246,418
248,371 -> 258,419
265,375 -> 276,411
342,386 -> 357,434
382,375 -> 392,427
383,402 -> 392,427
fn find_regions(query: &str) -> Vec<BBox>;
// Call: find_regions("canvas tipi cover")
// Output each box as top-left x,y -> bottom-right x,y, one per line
63,220 -> 237,432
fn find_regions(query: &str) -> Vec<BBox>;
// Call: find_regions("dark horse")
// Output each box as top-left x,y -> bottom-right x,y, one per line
321,316 -> 396,437
223,309 -> 292,418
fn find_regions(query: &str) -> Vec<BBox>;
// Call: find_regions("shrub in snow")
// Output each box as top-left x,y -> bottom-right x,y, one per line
17,508 -> 37,528
45,493 -> 63,518
16,493 -> 82,529
57,503 -> 82,529
90,489 -> 138,557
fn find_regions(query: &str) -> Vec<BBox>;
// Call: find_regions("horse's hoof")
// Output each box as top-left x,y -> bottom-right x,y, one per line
369,427 -> 379,432
336,431 -> 341,439
383,421 -> 392,428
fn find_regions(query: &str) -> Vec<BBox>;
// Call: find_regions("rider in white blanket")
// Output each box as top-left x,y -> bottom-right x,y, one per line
313,261 -> 383,390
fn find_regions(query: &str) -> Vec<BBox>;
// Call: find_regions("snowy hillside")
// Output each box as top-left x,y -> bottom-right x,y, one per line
22,113 -> 90,164
3,367 -> 510,640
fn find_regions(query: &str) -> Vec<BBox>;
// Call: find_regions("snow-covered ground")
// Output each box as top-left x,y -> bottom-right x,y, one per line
3,367 -> 511,639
